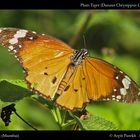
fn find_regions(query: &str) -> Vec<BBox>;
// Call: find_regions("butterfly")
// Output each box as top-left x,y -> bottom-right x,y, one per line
0,27 -> 140,110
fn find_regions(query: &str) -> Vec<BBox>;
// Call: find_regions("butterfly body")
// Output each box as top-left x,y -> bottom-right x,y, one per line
70,48 -> 88,66
57,49 -> 88,94
0,27 -> 140,110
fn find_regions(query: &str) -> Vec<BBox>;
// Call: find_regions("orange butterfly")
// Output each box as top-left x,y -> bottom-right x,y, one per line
0,27 -> 140,110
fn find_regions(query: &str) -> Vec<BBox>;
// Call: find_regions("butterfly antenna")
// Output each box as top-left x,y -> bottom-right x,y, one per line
83,35 -> 87,49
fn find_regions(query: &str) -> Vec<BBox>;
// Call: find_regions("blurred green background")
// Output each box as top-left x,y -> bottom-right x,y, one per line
0,10 -> 140,130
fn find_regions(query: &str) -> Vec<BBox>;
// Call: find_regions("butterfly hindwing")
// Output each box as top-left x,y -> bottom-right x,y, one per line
56,64 -> 89,110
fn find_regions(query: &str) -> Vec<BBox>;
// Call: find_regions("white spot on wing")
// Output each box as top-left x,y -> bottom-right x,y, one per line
120,88 -> 127,96
125,75 -> 131,81
138,92 -> 140,96
13,49 -> 17,53
120,71 -> 123,73
32,31 -> 36,34
14,30 -> 28,38
17,58 -> 20,61
115,76 -> 119,79
0,29 -> 2,33
122,78 -> 131,89
9,38 -> 18,44
8,45 -> 14,50
18,45 -> 22,48
9,29 -> 28,45
113,89 -> 117,92
116,95 -> 121,100
112,95 -> 115,98
29,37 -> 33,40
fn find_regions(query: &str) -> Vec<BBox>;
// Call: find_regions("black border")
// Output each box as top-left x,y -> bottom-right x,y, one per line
0,0 -> 140,139
0,0 -> 140,9
0,131 -> 140,140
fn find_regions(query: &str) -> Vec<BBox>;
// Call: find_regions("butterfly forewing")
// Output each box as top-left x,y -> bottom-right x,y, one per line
84,57 -> 140,103
0,27 -> 74,99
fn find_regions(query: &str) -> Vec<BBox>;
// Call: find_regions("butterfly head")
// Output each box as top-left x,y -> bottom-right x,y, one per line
71,48 -> 88,66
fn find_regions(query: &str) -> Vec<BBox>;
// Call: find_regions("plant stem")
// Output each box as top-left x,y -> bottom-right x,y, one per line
14,110 -> 38,131
61,110 -> 67,125
56,107 -> 62,125
51,109 -> 58,122
51,107 -> 63,130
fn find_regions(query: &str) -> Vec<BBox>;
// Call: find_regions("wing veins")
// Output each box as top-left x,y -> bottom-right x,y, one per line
86,58 -> 115,79
85,60 -> 99,98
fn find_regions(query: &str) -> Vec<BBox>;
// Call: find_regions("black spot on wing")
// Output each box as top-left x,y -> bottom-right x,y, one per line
44,72 -> 48,75
52,76 -> 57,84
74,89 -> 78,92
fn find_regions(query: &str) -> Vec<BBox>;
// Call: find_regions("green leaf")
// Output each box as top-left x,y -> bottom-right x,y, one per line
80,115 -> 118,130
0,79 -> 33,102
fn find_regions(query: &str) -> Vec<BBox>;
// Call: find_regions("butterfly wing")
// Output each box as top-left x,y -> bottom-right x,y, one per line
56,56 -> 140,110
56,64 -> 89,110
0,28 -> 74,99
83,57 -> 140,102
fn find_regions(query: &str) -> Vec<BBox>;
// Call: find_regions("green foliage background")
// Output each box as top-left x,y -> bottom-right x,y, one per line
0,10 -> 140,130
